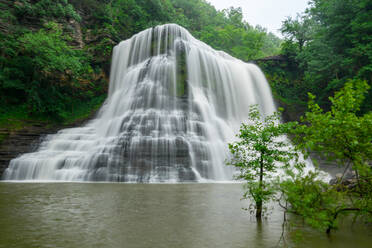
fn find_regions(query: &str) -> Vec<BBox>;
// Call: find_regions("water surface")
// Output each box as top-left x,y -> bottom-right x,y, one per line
0,183 -> 370,248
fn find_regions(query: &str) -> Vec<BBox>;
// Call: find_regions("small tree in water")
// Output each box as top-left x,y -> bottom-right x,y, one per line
227,105 -> 302,219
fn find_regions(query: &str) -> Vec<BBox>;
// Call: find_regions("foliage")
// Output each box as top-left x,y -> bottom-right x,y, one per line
294,80 -> 372,172
15,0 -> 81,21
260,31 -> 281,57
1,0 -> 283,126
193,7 -> 279,60
282,80 -> 372,233
227,105 -> 303,218
0,22 -> 96,120
258,59 -> 308,104
280,14 -> 313,52
227,81 -> 371,233
275,0 -> 372,112
81,0 -> 281,61
279,170 -> 361,234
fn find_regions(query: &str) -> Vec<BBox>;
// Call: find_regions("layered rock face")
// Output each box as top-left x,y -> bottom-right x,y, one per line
0,0 -> 110,177
0,126 -> 46,177
3,24 -> 276,182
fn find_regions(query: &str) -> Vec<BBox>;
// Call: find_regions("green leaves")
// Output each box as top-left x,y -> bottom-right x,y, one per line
19,23 -> 84,76
2,0 -> 282,126
278,170 -> 346,232
294,80 -> 372,166
0,20 -> 96,120
228,82 -> 372,230
280,14 -> 314,52
280,80 -> 372,233
275,0 -> 372,114
227,105 -> 302,218
15,0 -> 81,21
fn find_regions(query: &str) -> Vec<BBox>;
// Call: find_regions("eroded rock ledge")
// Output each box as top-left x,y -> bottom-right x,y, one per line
0,124 -> 56,178
0,117 -> 94,178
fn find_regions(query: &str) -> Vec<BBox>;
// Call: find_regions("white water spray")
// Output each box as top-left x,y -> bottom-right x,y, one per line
4,24 -> 277,182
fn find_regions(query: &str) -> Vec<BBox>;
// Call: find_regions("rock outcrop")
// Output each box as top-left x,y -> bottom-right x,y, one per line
0,124 -> 59,177
0,0 -> 112,177
0,115 -> 96,178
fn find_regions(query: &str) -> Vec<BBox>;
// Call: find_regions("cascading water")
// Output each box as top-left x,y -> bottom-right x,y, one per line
3,24 -> 276,182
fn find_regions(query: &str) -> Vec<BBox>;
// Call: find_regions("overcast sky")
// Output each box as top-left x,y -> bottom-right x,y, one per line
207,0 -> 310,36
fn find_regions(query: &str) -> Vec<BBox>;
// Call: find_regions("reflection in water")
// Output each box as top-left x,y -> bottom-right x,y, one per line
0,183 -> 371,248
255,220 -> 264,247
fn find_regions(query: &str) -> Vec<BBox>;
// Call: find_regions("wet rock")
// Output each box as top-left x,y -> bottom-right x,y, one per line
329,170 -> 359,190
0,114 -> 96,178
0,125 -> 57,177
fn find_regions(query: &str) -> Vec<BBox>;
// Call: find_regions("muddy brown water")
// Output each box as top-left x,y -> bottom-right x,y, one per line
0,183 -> 370,248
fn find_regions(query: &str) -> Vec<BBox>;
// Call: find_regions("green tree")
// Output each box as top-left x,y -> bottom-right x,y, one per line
1,22 -> 92,119
260,31 -> 281,57
295,80 -> 372,186
15,0 -> 81,21
272,0 -> 372,115
227,105 -> 302,219
278,170 -> 359,234
280,14 -> 313,52
1,0 -> 282,126
281,79 -> 372,233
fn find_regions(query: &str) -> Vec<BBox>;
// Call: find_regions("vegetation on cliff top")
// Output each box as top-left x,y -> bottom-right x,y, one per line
1,0 -> 370,124
0,0 -> 281,126
259,0 -> 371,119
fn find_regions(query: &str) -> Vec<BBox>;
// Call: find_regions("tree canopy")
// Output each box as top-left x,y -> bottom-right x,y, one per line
0,0 -> 281,123
280,80 -> 372,234
227,105 -> 302,219
259,0 -> 372,119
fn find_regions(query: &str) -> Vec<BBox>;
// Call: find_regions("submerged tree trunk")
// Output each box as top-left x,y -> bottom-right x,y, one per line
256,154 -> 264,218
256,200 -> 263,218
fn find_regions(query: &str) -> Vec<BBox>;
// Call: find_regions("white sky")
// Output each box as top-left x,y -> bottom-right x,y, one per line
207,0 -> 310,36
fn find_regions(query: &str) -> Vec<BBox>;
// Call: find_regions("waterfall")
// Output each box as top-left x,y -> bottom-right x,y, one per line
3,24 -> 276,182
